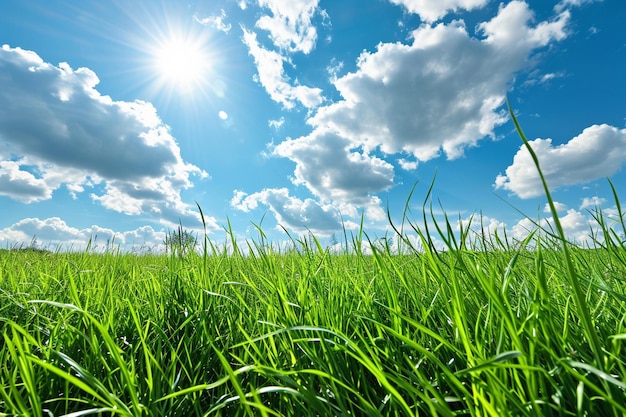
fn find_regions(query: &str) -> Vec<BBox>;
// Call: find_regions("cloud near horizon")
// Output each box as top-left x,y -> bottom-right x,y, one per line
231,187 -> 349,235
0,217 -> 167,252
0,44 -> 215,230
495,124 -> 626,198
511,208 -> 599,245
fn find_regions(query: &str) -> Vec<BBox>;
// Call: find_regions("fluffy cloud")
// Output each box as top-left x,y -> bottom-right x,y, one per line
580,196 -> 606,210
0,217 -> 168,252
404,208 -> 613,250
0,45 -> 212,228
495,124 -> 626,198
0,160 -> 53,203
545,201 -> 569,213
231,188 -> 345,235
511,209 -> 597,245
308,2 -> 569,162
455,214 -> 508,247
273,129 -> 395,203
242,29 -> 324,109
398,158 -> 418,171
255,0 -> 322,54
389,0 -> 489,22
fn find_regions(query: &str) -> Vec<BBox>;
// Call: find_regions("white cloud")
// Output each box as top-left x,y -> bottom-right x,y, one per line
0,217 -> 168,252
479,2 -> 569,47
457,214 -> 508,247
0,160 -> 53,203
268,117 -> 285,129
580,196 -> 606,210
0,45 -> 213,228
398,158 -> 418,171
326,58 -> 344,80
255,0 -> 322,54
194,9 -> 232,33
495,124 -> 626,198
523,69 -> 565,87
512,209 -> 597,245
388,0 -> 489,22
555,0 -> 599,13
511,217 -> 537,241
231,187 -> 344,235
272,129 -> 395,204
544,201 -> 568,213
425,208 -> 618,250
560,209 -> 589,240
513,209 -> 600,245
307,2 -> 569,164
241,29 -> 324,109
541,73 -> 559,83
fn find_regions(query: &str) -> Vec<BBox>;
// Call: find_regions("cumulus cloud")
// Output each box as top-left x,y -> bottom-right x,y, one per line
0,217 -> 168,252
242,29 -> 324,109
0,160 -> 53,203
495,124 -> 626,198
308,2 -> 569,162
511,209 -> 597,245
545,201 -> 568,213
398,158 -> 418,171
231,187 -> 344,235
427,207 -> 618,250
560,209 -> 590,239
272,129 -> 395,203
457,214 -> 508,247
255,0 -> 322,54
389,0 -> 489,22
580,196 -> 606,210
0,45 -> 213,228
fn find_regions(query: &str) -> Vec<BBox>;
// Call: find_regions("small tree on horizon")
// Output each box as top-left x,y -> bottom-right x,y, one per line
164,225 -> 197,257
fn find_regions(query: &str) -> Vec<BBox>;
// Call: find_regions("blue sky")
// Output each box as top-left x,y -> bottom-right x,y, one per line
0,0 -> 625,252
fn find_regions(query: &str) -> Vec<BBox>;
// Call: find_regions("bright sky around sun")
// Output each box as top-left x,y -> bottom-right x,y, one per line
0,0 -> 625,252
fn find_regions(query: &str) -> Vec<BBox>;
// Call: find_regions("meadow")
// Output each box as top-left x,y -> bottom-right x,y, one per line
1,113 -> 626,416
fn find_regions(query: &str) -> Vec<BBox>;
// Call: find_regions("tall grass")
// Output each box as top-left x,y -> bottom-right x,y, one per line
1,113 -> 626,415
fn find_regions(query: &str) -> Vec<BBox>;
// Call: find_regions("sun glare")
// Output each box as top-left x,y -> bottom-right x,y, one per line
153,36 -> 210,94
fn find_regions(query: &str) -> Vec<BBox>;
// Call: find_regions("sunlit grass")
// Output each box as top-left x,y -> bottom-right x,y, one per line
2,114 -> 626,415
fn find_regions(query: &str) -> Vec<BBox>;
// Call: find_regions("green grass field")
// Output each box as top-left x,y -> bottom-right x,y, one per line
2,205 -> 626,416
1,112 -> 625,416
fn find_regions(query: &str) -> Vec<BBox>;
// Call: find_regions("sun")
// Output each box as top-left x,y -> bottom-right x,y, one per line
152,35 -> 211,94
